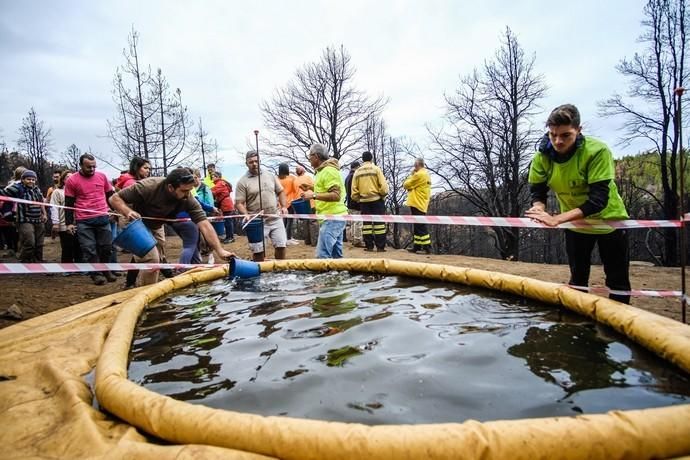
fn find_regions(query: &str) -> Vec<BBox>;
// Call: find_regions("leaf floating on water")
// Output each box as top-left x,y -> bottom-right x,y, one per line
194,368 -> 207,378
324,316 -> 363,333
346,402 -> 373,414
312,292 -> 357,317
191,337 -> 217,346
283,368 -> 309,379
325,345 -> 363,367
284,325 -> 336,339
364,311 -> 393,322
458,323 -> 506,334
364,296 -> 399,305
421,303 -> 442,310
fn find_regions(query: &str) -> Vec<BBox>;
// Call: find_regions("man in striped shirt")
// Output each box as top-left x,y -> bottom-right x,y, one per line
0,170 -> 47,262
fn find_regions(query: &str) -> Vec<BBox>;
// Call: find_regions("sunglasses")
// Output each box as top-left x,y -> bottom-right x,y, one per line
169,174 -> 196,188
180,174 -> 195,184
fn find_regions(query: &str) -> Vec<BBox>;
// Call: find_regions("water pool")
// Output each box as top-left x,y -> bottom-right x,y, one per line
128,271 -> 690,425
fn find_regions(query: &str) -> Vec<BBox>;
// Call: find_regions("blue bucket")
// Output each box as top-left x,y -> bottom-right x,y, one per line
228,257 -> 261,279
113,219 -> 156,257
244,219 -> 264,244
212,219 -> 226,238
291,198 -> 311,215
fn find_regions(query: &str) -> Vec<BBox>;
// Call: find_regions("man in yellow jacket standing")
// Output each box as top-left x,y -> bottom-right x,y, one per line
351,151 -> 389,252
404,158 -> 432,254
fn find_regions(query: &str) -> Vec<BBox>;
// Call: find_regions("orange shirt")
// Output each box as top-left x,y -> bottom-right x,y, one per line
279,174 -> 298,206
293,173 -> 315,209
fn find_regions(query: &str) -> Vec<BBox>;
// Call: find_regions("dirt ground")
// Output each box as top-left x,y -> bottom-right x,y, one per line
0,234 -> 686,329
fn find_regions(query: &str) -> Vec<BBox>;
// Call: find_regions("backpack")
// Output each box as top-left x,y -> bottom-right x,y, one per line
1,182 -> 25,218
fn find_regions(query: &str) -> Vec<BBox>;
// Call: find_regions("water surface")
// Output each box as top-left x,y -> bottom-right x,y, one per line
128,271 -> 690,424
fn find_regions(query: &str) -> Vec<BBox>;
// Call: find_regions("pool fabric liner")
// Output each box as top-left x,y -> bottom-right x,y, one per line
0,259 -> 688,459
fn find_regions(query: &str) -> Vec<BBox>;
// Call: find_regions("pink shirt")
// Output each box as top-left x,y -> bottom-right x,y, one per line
64,171 -> 113,221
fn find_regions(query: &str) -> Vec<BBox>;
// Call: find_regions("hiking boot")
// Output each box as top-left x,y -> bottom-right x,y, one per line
92,274 -> 107,286
407,247 -> 417,253
160,268 -> 175,278
103,271 -> 117,283
424,247 -> 432,254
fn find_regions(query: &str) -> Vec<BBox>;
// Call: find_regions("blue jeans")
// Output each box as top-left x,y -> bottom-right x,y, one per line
223,211 -> 234,240
316,219 -> 346,259
171,220 -> 201,264
110,220 -> 118,263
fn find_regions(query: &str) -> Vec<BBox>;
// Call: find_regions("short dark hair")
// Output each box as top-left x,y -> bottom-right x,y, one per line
128,156 -> 150,179
362,151 -> 373,162
246,150 -> 259,160
278,163 -> 290,175
350,161 -> 360,170
164,167 -> 195,188
79,153 -> 95,165
207,163 -> 216,168
546,104 -> 581,128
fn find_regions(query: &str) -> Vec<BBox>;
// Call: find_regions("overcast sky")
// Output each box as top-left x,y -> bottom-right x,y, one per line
0,0 -> 647,185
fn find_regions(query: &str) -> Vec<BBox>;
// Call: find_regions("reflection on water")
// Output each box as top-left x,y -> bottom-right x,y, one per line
508,323 -> 624,396
128,271 -> 690,424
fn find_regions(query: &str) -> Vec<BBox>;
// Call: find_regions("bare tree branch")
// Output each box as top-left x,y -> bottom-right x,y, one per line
260,45 -> 388,167
598,0 -> 689,265
426,27 -> 547,260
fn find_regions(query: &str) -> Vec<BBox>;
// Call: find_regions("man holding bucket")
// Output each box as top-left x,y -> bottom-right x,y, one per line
235,150 -> 289,262
109,168 -> 235,286
300,143 -> 348,259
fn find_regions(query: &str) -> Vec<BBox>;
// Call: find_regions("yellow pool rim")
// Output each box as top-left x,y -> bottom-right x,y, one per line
94,258 -> 690,460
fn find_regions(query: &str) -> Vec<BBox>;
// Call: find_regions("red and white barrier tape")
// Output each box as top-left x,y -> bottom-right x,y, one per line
0,262 -> 223,274
1,195 -> 686,229
278,213 -> 682,229
0,262 -> 683,298
0,195 -> 240,223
